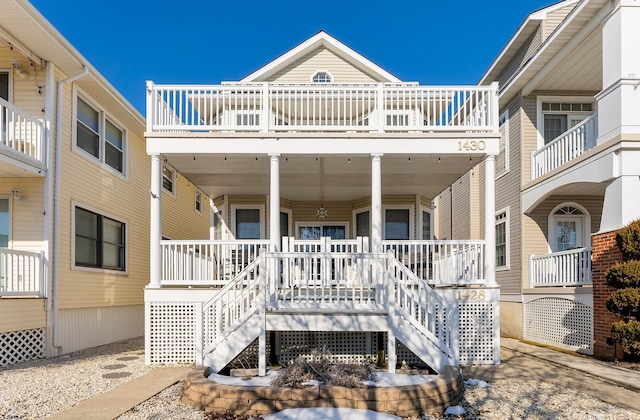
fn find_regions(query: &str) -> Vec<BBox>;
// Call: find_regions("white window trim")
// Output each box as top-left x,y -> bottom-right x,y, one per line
71,201 -> 128,275
495,206 -> 509,271
311,70 -> 333,83
195,188 -> 203,215
0,68 -> 13,102
162,163 -> 176,198
383,205 -> 414,240
72,87 -> 129,180
496,109 -> 510,179
294,221 -> 350,239
547,202 -> 590,253
536,95 -> 596,149
0,194 -> 11,247
230,204 -> 265,239
352,207 -> 371,238
280,208 -> 292,238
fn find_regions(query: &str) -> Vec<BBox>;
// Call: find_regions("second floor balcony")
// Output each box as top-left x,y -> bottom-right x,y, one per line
145,82 -> 498,136
0,97 -> 47,176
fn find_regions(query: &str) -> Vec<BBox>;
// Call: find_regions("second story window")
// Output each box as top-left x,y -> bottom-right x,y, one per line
312,71 -> 332,83
195,189 -> 202,214
75,95 -> 127,176
541,101 -> 593,144
162,164 -> 175,195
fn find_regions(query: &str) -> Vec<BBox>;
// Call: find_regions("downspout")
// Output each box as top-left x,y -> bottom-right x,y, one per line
51,65 -> 89,355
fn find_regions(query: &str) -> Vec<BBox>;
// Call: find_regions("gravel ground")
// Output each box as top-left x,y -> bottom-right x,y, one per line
1,337 -> 639,419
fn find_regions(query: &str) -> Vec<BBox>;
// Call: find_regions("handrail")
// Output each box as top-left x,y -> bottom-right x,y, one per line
530,247 -> 592,287
531,113 -> 597,180
0,97 -> 46,166
0,249 -> 45,297
146,82 -> 498,134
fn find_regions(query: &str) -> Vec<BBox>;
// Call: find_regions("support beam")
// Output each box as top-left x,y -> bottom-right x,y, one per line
149,155 -> 162,288
484,155 -> 497,285
269,154 -> 281,251
371,154 -> 383,253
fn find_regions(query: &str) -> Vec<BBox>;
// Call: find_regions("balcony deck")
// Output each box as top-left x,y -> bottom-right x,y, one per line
0,97 -> 46,176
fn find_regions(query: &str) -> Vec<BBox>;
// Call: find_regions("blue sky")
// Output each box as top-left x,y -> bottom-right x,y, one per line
29,0 -> 554,114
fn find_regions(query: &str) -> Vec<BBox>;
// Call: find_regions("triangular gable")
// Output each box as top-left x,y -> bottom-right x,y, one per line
240,31 -> 402,83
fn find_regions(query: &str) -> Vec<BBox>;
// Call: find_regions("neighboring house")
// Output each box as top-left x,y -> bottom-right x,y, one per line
0,0 -> 210,366
145,31 -> 502,373
435,0 -> 640,359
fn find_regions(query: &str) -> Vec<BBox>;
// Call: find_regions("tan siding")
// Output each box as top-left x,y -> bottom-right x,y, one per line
497,26 -> 542,87
0,298 -> 46,332
542,5 -> 576,40
495,98 -> 523,293
267,48 -> 378,83
521,96 -> 538,185
435,189 -> 452,240
451,172 -> 471,239
469,169 -> 480,240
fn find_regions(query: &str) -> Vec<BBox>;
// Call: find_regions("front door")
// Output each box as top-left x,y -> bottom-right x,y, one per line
555,217 -> 583,252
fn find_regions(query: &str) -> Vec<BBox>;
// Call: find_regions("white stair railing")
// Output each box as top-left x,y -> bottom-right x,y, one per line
202,252 -> 265,358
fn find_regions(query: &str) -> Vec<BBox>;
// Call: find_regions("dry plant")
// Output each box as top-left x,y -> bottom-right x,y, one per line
272,347 -> 376,388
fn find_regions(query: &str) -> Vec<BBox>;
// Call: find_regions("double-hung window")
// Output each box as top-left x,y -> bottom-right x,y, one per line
162,164 -> 175,195
195,189 -> 203,214
495,208 -> 509,270
75,94 -> 127,176
75,206 -> 125,271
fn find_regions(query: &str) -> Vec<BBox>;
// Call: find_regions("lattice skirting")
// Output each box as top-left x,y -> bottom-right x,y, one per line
524,297 -> 593,354
148,302 -> 197,364
458,300 -> 499,365
0,328 -> 45,366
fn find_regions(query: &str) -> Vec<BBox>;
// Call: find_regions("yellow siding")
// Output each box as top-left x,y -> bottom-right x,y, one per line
451,172 -> 471,240
0,178 -> 45,252
0,298 -> 46,333
161,173 -> 210,240
0,49 -> 46,117
267,48 -> 378,83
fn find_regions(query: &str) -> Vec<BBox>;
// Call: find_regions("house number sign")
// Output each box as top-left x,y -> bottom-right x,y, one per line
456,290 -> 486,301
457,140 -> 486,151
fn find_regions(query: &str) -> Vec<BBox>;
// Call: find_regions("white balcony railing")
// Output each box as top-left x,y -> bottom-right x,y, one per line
0,249 -> 45,297
531,114 -> 597,180
530,247 -> 592,287
146,82 -> 498,134
0,97 -> 46,166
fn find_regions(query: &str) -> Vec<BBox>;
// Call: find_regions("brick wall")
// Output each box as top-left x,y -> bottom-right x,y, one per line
591,230 -> 624,360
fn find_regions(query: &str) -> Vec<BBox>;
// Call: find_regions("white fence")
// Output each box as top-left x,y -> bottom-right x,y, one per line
530,247 -> 592,287
0,249 -> 45,297
0,97 -> 46,166
531,114 -> 597,180
146,82 -> 498,133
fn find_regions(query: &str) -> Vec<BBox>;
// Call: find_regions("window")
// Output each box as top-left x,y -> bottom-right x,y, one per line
550,204 -> 587,252
75,94 -> 126,175
195,189 -> 202,214
74,206 -> 125,271
0,198 -> 9,248
235,209 -> 261,239
355,210 -> 370,237
312,71 -> 332,83
0,71 -> 9,101
422,210 -> 431,240
162,164 -> 175,195
495,208 -> 509,269
540,101 -> 594,144
385,209 -> 410,240
280,211 -> 290,238
212,208 -> 223,240
497,110 -> 509,177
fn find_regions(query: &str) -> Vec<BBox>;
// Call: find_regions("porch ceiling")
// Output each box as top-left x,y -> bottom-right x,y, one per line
167,154 -> 479,201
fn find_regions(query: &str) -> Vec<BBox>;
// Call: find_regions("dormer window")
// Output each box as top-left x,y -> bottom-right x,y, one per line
312,71 -> 332,83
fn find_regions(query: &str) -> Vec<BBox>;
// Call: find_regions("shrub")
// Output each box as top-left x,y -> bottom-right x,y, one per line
606,288 -> 640,320
611,320 -> 640,357
616,219 -> 640,261
606,261 -> 640,289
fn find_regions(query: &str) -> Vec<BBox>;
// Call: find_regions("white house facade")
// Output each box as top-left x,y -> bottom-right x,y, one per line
144,31 -> 502,373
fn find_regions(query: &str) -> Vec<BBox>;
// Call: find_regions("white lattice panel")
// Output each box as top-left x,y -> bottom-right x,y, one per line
524,297 -> 593,354
149,303 -> 196,364
458,300 -> 498,365
0,328 -> 45,366
279,332 -> 374,364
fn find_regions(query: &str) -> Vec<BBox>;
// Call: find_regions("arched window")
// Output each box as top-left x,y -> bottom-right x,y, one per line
312,71 -> 332,83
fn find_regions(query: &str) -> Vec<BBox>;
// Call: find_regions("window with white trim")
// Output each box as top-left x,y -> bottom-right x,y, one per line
75,95 -> 127,175
312,71 -> 332,83
495,208 -> 509,269
235,208 -> 261,239
385,208 -> 411,240
422,209 -> 432,240
355,210 -> 370,237
496,110 -> 509,177
540,101 -> 594,144
195,189 -> 203,214
162,164 -> 175,195
74,206 -> 125,271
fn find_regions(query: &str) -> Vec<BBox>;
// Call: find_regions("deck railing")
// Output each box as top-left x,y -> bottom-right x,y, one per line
382,240 -> 485,285
146,82 -> 498,134
531,114 -> 597,180
0,249 -> 45,297
530,247 -> 592,287
0,97 -> 46,166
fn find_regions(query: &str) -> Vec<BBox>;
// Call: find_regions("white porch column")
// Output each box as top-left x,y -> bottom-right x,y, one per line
149,154 -> 162,288
269,154 -> 281,251
484,155 -> 497,285
371,154 -> 383,253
